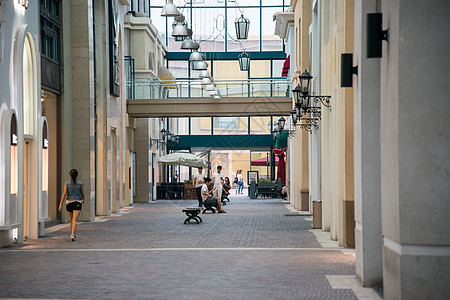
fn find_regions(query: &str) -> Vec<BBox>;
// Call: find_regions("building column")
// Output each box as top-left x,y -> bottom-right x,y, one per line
134,119 -> 150,203
66,0 -> 96,221
380,0 -> 450,298
354,0 -> 383,287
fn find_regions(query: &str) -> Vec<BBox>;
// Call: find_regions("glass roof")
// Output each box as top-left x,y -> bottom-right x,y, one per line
145,0 -> 288,53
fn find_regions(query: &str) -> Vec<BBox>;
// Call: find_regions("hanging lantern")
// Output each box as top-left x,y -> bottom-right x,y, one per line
235,14 -> 250,40
161,0 -> 180,17
199,70 -> 210,78
238,51 -> 250,71
181,29 -> 195,49
201,77 -> 211,85
189,42 -> 203,61
206,84 -> 215,91
172,15 -> 189,40
192,60 -> 208,70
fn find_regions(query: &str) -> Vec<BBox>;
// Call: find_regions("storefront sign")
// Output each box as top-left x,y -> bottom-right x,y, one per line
109,0 -> 120,96
11,134 -> 18,146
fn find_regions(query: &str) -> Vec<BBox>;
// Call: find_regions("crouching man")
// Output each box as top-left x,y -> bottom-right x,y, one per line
202,177 -> 226,213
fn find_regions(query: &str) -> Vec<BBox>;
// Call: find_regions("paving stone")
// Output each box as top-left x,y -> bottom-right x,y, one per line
0,195 -> 357,300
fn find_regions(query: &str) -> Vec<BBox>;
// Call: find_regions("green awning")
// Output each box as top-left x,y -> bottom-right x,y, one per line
276,130 -> 288,149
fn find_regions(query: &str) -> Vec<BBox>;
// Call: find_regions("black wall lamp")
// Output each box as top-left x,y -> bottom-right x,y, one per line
341,53 -> 358,87
150,128 -> 179,150
367,13 -> 388,58
272,116 -> 295,140
291,70 -> 331,133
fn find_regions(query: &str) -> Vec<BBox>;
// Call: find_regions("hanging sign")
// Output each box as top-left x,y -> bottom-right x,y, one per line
273,146 -> 284,155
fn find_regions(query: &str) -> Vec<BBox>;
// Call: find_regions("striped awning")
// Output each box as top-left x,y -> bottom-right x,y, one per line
158,65 -> 177,89
281,55 -> 290,77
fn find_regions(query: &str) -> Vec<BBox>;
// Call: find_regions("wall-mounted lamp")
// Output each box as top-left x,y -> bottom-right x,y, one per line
367,13 -> 388,58
291,70 -> 331,133
341,53 -> 358,87
272,117 -> 294,140
151,128 -> 179,149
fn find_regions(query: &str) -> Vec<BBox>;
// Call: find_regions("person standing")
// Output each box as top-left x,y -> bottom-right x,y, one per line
58,169 -> 84,242
172,170 -> 179,182
237,169 -> 244,194
212,165 -> 224,201
193,167 -> 206,207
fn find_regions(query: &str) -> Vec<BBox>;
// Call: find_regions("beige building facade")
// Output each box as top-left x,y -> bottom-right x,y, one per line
282,0 -> 450,298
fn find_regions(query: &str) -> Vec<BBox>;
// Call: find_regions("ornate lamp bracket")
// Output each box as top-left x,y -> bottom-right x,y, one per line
310,96 -> 332,108
298,118 -> 320,133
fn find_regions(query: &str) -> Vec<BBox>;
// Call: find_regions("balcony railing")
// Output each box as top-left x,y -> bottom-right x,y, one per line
126,78 -> 292,100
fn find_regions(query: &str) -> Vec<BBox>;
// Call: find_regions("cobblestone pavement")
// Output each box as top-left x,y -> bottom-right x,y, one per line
0,194 -> 360,300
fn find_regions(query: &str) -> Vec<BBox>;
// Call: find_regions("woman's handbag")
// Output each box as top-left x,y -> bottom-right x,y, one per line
234,177 -> 238,184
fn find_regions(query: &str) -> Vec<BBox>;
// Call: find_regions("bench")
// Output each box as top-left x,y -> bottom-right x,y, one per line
182,208 -> 202,224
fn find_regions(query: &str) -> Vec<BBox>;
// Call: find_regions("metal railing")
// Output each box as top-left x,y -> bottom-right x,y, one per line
126,78 -> 292,100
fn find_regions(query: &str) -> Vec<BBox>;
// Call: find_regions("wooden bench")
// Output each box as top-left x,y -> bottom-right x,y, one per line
182,208 -> 202,224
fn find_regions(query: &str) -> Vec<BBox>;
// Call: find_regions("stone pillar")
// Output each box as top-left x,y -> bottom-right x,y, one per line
68,0 -> 96,221
134,119 -> 150,203
354,0 -> 383,287
380,0 -> 450,298
300,128 -> 309,211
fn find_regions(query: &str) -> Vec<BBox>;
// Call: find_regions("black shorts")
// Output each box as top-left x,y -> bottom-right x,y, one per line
66,201 -> 82,212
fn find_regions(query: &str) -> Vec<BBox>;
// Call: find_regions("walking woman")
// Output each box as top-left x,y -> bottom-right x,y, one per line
59,169 -> 84,241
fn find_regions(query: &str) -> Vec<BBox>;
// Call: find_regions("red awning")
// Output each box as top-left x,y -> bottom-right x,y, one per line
282,55 -> 290,77
251,156 -> 279,166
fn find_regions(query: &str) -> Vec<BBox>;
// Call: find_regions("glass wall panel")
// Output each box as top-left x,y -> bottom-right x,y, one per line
261,0 -> 286,5
191,117 -> 211,135
250,60 -> 270,78
213,117 -> 248,135
150,7 -> 167,40
250,116 -> 271,134
168,60 -> 189,78
262,7 -> 283,51
272,59 -> 285,77
226,7 -> 260,52
170,118 -> 189,135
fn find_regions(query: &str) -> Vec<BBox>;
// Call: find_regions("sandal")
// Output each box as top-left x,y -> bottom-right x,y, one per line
218,210 -> 226,213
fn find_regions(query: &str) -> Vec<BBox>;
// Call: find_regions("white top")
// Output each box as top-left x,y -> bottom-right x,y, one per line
193,172 -> 206,188
201,183 -> 210,202
237,174 -> 243,181
212,172 -> 224,186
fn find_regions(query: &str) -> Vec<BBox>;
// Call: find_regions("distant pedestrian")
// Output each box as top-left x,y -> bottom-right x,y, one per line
59,169 -> 84,242
236,170 -> 244,194
172,170 -> 179,182
193,167 -> 206,207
